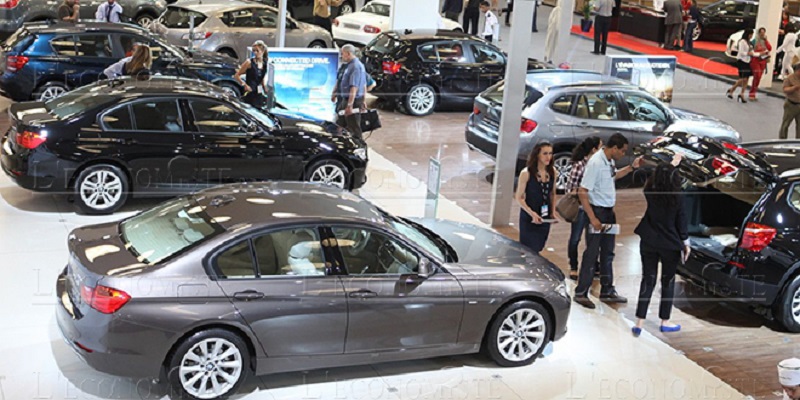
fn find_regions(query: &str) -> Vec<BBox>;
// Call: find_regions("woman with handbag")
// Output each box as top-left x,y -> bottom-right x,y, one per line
515,142 -> 558,254
565,137 -> 601,280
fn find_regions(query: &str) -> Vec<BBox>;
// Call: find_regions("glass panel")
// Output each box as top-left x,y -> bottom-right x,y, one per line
577,93 -> 620,120
216,241 -> 256,279
253,8 -> 278,28
75,34 -> 112,57
189,100 -> 250,134
550,95 -> 575,115
470,44 -> 503,64
624,93 -> 668,123
161,7 -> 208,28
332,227 -> 419,275
363,3 -> 390,16
418,44 -> 438,61
132,100 -> 183,132
51,36 -> 77,56
255,228 -> 325,276
437,42 -> 467,63
223,8 -> 262,28
102,106 -> 132,130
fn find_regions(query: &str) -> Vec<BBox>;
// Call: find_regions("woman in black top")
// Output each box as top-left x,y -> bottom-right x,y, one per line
235,40 -> 269,108
632,155 -> 689,337
515,142 -> 557,253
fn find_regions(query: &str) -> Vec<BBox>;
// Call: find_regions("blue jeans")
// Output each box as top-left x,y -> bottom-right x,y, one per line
684,22 -> 696,52
568,208 -> 589,271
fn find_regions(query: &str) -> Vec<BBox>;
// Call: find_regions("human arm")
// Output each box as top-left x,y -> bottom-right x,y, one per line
234,60 -> 252,92
578,163 -> 602,230
95,4 -> 104,21
103,57 -> 128,79
614,156 -> 642,180
550,171 -> 558,222
784,78 -> 800,94
676,195 -> 690,262
515,169 -> 543,224
578,187 -> 600,230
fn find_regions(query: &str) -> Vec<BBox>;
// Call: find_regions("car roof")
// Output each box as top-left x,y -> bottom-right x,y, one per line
385,29 -> 482,43
525,70 -> 632,91
190,182 -> 390,231
21,20 -> 153,35
72,76 -> 232,102
170,0 -> 278,14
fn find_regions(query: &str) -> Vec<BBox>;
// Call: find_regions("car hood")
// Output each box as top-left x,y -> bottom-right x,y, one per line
336,11 -> 388,26
669,107 -> 741,143
270,108 -> 348,136
181,47 -> 238,69
414,218 -> 564,282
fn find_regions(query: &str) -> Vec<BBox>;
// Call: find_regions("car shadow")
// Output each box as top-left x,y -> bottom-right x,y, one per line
672,280 -> 787,331
0,185 -> 166,215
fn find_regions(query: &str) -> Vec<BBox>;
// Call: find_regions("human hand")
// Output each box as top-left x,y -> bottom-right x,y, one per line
331,93 -> 336,102
632,156 -> 643,169
244,84 -> 252,93
345,105 -> 354,116
590,217 -> 602,231
682,245 -> 691,263
671,153 -> 682,167
531,212 -> 543,224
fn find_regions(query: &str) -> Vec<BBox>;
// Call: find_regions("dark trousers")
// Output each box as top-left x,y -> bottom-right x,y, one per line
664,23 -> 680,49
336,97 -> 364,140
484,35 -> 493,42
445,11 -> 460,22
568,208 -> 589,271
635,242 -> 681,320
463,8 -> 479,35
531,4 -> 538,32
315,16 -> 332,34
575,205 -> 616,297
504,2 -> 512,24
683,21 -> 696,52
593,15 -> 611,54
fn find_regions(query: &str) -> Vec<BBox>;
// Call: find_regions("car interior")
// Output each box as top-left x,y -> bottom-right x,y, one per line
575,94 -> 618,120
333,227 -> 418,275
216,227 -> 327,278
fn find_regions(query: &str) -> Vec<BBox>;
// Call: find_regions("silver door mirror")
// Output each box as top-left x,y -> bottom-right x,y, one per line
417,258 -> 433,278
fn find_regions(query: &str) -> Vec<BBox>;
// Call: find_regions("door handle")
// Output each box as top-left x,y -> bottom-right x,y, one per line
578,121 -> 590,128
348,289 -> 377,298
233,290 -> 265,301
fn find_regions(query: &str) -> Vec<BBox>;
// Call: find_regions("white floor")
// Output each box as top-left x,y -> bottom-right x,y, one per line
0,147 -> 748,400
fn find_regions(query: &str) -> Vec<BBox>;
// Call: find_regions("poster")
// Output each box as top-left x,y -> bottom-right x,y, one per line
603,55 -> 677,103
269,48 -> 340,121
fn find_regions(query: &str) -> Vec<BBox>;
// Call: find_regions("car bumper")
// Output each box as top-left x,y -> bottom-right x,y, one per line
677,251 -> 779,305
465,123 -> 498,160
351,166 -> 367,189
1,136 -> 73,192
332,27 -> 374,46
0,73 -> 33,101
371,77 -> 407,99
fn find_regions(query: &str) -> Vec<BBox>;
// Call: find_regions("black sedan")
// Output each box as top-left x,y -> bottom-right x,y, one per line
637,132 -> 800,332
361,30 -> 551,116
0,77 -> 368,214
56,181 -> 570,400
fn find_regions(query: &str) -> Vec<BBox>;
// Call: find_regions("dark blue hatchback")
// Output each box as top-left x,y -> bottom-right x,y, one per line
0,21 -> 243,101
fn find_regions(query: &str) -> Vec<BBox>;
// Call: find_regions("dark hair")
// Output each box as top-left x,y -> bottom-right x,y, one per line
742,28 -> 754,41
526,142 -> 555,181
480,1 -> 491,6
606,133 -> 629,149
644,162 -> 682,207
571,136 -> 602,162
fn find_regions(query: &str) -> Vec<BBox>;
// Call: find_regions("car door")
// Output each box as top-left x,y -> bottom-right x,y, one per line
468,41 -> 506,93
211,226 -> 348,357
572,91 -> 632,165
186,98 -> 284,183
425,41 -> 480,103
50,34 -> 114,89
327,224 -> 464,353
223,7 -> 274,51
619,91 -> 672,152
94,99 -> 197,190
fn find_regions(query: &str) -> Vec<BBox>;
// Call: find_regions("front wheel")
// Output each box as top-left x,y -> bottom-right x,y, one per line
34,82 -> 68,102
776,275 -> 800,333
404,83 -> 437,116
338,2 -> 354,15
135,13 -> 156,28
484,300 -> 551,367
74,164 -> 129,215
167,329 -> 250,400
306,159 -> 350,189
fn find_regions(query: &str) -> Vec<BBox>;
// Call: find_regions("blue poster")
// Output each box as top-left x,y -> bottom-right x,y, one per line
269,48 -> 339,121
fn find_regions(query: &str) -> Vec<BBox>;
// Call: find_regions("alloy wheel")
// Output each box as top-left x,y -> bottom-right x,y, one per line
309,164 -> 346,188
137,15 -> 154,28
496,308 -> 546,362
554,155 -> 572,191
792,286 -> 800,324
39,86 -> 66,101
339,3 -> 354,14
79,170 -> 123,211
692,25 -> 701,41
408,86 -> 435,115
178,338 -> 243,400
220,85 -> 239,98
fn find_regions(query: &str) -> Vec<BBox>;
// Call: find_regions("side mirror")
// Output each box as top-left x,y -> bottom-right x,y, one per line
417,258 -> 433,278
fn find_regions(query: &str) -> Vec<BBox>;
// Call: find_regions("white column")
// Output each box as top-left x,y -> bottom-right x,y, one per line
390,0 -> 439,31
554,0 -> 576,64
276,0 -> 288,47
754,0 -> 783,85
490,0 -> 535,227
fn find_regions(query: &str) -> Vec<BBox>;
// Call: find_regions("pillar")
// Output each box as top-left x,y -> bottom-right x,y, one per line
754,0 -> 783,85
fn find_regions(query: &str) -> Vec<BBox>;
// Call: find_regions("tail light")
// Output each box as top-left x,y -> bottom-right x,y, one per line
473,106 -> 480,115
16,130 -> 47,149
6,55 -> 29,72
333,18 -> 340,27
739,222 -> 777,253
382,61 -> 401,75
722,141 -> 748,156
521,118 -> 537,133
0,0 -> 19,8
363,25 -> 381,34
80,284 -> 131,314
711,157 -> 737,176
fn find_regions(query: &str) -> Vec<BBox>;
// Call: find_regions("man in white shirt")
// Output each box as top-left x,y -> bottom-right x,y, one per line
479,1 -> 498,43
96,0 -> 123,23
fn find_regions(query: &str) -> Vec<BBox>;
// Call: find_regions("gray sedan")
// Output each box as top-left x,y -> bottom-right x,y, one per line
151,0 -> 333,62
56,181 -> 570,400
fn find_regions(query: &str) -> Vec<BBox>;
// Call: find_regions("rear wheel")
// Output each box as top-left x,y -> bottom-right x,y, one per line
135,13 -> 156,28
692,24 -> 702,41
484,300 -> 551,367
776,275 -> 800,333
217,48 -> 237,60
34,82 -> 68,102
404,83 -> 437,116
167,329 -> 250,400
74,164 -> 129,215
306,159 -> 350,189
553,152 -> 573,193
308,40 -> 327,49
338,2 -> 354,15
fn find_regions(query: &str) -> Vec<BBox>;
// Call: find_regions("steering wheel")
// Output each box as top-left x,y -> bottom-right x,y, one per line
377,240 -> 403,273
342,229 -> 371,256
632,105 -> 656,122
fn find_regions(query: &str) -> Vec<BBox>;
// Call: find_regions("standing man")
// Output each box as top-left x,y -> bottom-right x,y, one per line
780,64 -> 800,139
479,1 -> 499,42
591,0 -> 614,55
463,0 -> 481,35
573,133 -> 642,309
313,0 -> 344,34
442,0 -> 463,22
779,358 -> 800,400
332,44 -> 367,140
663,0 -> 682,50
96,0 -> 123,23
58,0 -> 80,22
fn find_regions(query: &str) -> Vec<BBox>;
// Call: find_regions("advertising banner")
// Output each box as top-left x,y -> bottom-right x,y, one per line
603,55 -> 677,103
268,48 -> 340,121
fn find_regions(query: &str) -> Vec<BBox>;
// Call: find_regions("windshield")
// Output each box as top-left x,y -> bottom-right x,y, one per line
238,102 -> 278,129
366,34 -> 400,54
120,197 -> 224,264
161,7 -> 208,29
363,3 -> 390,16
384,215 -> 447,262
45,85 -> 113,119
484,82 -> 542,107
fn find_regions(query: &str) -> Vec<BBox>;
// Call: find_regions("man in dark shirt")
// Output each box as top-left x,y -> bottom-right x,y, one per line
442,0 -> 463,22
58,0 -> 80,22
463,0 -> 481,35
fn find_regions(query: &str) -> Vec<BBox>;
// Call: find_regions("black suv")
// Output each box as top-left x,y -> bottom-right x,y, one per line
0,77 -> 368,214
0,21 -> 242,101
638,132 -> 800,332
361,30 -> 551,116
261,0 -> 357,23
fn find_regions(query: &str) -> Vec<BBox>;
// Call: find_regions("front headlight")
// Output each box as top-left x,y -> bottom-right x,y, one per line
555,282 -> 569,299
354,147 -> 368,160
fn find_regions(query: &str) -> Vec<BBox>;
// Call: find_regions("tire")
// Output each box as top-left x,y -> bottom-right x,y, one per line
484,300 -> 551,367
217,82 -> 241,98
776,275 -> 800,333
338,2 -> 354,15
553,152 -> 573,194
308,40 -> 327,49
217,48 -> 237,60
135,13 -> 156,28
306,159 -> 350,189
453,27 -> 463,33
33,82 -> 68,102
403,83 -> 437,116
692,24 -> 702,42
73,164 -> 129,215
167,329 -> 250,400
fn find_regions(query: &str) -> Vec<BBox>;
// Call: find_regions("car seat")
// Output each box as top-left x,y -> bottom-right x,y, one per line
592,99 -> 611,120
286,231 -> 323,276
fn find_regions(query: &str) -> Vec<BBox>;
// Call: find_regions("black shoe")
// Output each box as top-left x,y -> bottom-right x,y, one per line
600,291 -> 628,303
574,296 -> 596,309
569,270 -> 578,281
590,51 -> 601,55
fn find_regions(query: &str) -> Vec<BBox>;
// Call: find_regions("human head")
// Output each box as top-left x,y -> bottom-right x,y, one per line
341,44 -> 357,62
480,1 -> 491,12
526,142 -> 555,178
107,0 -> 114,4
743,28 -> 754,41
128,44 -> 152,74
571,136 -> 602,162
252,40 -> 268,60
779,358 -> 800,400
645,162 -> 682,206
65,0 -> 76,6
605,133 -> 629,161
758,27 -> 767,38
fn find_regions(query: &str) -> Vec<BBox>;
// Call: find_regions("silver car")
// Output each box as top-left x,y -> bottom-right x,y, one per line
0,0 -> 167,34
151,0 -> 333,62
465,70 -> 742,190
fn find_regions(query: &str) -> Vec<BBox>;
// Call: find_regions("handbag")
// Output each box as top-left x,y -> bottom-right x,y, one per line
360,109 -> 381,132
556,193 -> 581,223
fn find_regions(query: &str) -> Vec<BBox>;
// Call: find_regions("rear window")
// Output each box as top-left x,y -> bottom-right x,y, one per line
44,86 -> 113,119
120,197 -> 224,264
363,2 -> 390,16
3,29 -> 34,52
161,7 -> 208,28
367,34 -> 401,54
484,82 -> 542,106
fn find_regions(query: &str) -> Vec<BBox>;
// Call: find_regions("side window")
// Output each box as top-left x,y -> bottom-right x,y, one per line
418,44 -> 438,61
253,8 -> 278,28
131,100 -> 184,132
575,93 -> 620,120
435,42 -> 466,63
75,34 -> 112,58
470,44 -> 503,64
102,105 -> 133,130
790,184 -> 800,212
216,241 -> 256,279
624,93 -> 669,123
223,8 -> 262,27
255,228 -> 325,276
721,1 -> 746,16
332,227 -> 419,275
550,95 -> 575,115
189,100 -> 253,134
119,35 -> 139,57
51,35 -> 77,56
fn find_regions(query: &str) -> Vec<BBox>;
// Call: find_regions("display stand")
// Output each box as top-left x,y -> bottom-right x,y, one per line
425,156 -> 441,219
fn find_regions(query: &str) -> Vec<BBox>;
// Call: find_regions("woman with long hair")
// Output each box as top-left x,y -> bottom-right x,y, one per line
515,142 -> 557,253
749,27 -> 772,101
727,28 -> 758,103
565,136 -> 602,279
235,40 -> 269,108
632,155 -> 689,337
124,44 -> 152,79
